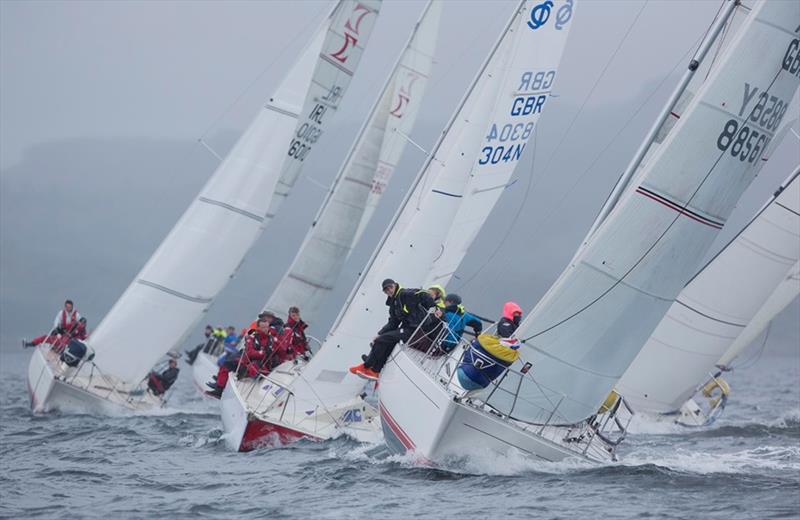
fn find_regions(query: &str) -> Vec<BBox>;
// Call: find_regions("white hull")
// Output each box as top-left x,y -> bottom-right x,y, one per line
379,348 -> 623,464
27,346 -> 163,415
191,352 -> 218,396
218,359 -> 382,451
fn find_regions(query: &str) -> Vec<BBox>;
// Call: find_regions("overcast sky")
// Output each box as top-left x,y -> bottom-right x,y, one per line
1,0 -> 798,355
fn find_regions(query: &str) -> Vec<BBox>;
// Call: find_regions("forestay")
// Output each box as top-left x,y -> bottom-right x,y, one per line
264,1 -> 441,325
288,0 -> 576,411
616,169 -> 800,414
506,0 -> 800,424
89,1 -> 381,385
718,259 -> 800,368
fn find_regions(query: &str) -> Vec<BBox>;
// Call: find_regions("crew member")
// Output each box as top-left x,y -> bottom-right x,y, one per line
349,279 -> 435,380
148,358 -> 180,396
24,299 -> 81,348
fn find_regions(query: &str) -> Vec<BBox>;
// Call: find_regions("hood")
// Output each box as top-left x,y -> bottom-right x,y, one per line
502,301 -> 522,321
428,284 -> 446,299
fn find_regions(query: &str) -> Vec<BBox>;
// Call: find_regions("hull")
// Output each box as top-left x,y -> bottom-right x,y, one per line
191,352 -> 219,396
26,346 -> 163,415
219,359 -> 382,451
380,348 -> 622,465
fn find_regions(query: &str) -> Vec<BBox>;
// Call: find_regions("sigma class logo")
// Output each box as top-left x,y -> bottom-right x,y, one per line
527,0 -> 573,31
389,70 -> 421,118
527,0 -> 553,30
330,2 -> 375,64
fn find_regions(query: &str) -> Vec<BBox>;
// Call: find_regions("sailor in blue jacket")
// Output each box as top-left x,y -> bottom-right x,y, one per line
439,293 -> 482,352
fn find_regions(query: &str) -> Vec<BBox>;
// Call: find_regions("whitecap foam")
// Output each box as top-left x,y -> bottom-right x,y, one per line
621,445 -> 800,475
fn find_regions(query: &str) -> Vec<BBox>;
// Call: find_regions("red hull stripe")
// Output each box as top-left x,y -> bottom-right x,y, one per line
636,187 -> 724,229
379,402 -> 415,450
240,417 -> 321,452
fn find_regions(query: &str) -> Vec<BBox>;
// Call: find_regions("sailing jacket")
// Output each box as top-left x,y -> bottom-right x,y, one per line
441,304 -> 482,351
378,287 -> 436,335
53,308 -> 81,332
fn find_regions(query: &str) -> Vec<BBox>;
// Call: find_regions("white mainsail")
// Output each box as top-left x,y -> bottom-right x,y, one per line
88,1 -> 381,385
505,0 -> 799,424
287,0 -> 576,411
718,259 -> 800,368
616,169 -> 800,413
264,1 -> 441,325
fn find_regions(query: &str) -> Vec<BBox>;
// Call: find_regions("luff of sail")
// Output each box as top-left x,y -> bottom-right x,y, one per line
616,168 -> 800,414
263,0 -> 441,325
287,0 -> 576,412
718,259 -> 800,368
88,1 -> 381,385
507,0 -> 799,424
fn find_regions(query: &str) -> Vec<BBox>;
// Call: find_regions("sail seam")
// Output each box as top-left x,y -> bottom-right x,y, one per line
675,299 -> 748,328
319,55 -> 354,76
197,197 -> 265,222
775,201 -> 800,217
264,104 -> 300,119
136,279 -> 212,304
635,187 -> 724,229
287,273 -> 334,291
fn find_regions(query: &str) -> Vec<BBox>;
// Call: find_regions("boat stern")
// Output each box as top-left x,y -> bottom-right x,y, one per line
27,347 -> 56,413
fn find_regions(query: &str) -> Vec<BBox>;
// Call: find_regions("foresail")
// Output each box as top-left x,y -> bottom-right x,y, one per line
508,0 -> 800,424
88,1 -> 380,385
264,1 -> 440,325
288,0 -> 576,411
617,169 -> 800,414
718,259 -> 800,368
268,0 -> 382,219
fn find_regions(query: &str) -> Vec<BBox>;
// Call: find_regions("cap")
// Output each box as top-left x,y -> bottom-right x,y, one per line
381,278 -> 396,290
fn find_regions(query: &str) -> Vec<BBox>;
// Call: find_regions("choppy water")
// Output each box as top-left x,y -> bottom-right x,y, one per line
1,344 -> 798,519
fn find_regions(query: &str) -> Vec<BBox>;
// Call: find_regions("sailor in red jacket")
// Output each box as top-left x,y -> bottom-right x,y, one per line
52,317 -> 89,353
24,299 -> 81,348
280,306 -> 309,362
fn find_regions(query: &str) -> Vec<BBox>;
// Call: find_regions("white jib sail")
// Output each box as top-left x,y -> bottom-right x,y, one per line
718,259 -> 800,368
506,0 -> 800,425
616,168 -> 800,414
88,1 -> 381,385
288,0 -> 576,411
263,1 -> 441,325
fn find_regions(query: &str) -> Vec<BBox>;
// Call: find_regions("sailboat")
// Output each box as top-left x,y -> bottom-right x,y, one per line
220,0 -> 576,451
220,1 -> 442,451
191,0 -> 440,399
616,166 -> 800,427
26,0 -> 381,415
378,0 -> 799,464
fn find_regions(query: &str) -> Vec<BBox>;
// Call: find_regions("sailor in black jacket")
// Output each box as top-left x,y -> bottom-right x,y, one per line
350,278 -> 435,380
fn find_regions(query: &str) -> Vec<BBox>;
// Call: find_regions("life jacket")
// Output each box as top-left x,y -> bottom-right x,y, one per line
59,309 -> 79,331
457,333 -> 520,389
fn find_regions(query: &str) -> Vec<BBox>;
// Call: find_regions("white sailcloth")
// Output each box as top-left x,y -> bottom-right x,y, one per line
288,0 -> 576,411
88,1 -> 381,385
264,1 -> 441,325
506,0 -> 800,424
718,259 -> 800,368
616,169 -> 800,413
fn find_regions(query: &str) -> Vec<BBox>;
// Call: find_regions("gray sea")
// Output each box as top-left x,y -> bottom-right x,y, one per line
1,337 -> 798,519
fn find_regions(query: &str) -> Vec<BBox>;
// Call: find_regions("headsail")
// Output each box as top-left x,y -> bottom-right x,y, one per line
506,0 -> 799,424
88,1 -> 381,385
288,0 -> 576,410
616,168 -> 800,413
263,1 -> 441,325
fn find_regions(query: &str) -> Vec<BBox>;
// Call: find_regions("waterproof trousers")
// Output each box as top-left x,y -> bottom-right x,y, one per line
364,329 -> 410,373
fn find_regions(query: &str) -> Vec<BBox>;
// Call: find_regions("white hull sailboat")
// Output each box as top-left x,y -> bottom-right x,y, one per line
380,0 -> 799,464
222,0 -> 575,451
27,0 -> 381,415
219,0 -> 441,451
618,167 -> 800,427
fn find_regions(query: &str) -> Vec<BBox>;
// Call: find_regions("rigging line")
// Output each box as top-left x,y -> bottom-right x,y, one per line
704,0 -> 733,82
521,61 -> 789,343
197,9 -> 325,142
528,0 -> 650,185
455,9 -> 703,295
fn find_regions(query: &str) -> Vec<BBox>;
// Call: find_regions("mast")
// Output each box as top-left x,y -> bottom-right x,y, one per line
581,0 -> 738,245
329,0 -> 527,333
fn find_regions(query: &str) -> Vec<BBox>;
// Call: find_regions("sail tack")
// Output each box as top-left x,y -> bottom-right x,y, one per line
88,1 -> 381,384
510,0 -> 800,424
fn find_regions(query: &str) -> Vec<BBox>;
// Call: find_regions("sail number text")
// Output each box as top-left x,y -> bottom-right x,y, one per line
715,83 -> 789,162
